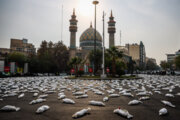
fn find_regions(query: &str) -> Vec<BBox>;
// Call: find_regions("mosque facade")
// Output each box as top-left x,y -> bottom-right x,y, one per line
69,9 -> 116,61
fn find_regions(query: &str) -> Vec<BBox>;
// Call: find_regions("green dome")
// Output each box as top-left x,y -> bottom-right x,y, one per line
80,25 -> 102,50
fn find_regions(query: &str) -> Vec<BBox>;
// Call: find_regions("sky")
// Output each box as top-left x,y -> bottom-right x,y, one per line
0,0 -> 180,64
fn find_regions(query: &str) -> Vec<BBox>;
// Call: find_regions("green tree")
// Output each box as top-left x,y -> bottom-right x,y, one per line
116,60 -> 127,76
146,60 -> 158,70
28,54 -> 40,73
37,40 -> 48,57
69,57 -> 82,77
106,46 -> 123,77
53,41 -> 69,73
37,40 -> 56,73
88,49 -> 102,74
8,52 -> 27,67
175,55 -> 180,70
160,60 -> 170,70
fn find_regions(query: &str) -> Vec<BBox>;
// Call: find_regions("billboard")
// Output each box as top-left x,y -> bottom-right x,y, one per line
0,61 -> 4,72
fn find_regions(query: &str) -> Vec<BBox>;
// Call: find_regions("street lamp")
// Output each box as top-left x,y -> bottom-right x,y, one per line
92,0 -> 99,75
101,11 -> 107,78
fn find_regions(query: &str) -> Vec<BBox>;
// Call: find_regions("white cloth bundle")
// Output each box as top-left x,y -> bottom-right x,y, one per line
58,95 -> 66,99
75,94 -> 88,99
36,105 -> 49,113
161,100 -> 175,108
73,91 -> 85,96
139,96 -> 150,101
128,100 -> 142,105
1,105 -> 20,111
62,98 -> 75,104
33,93 -> 38,97
18,93 -> 25,98
109,94 -> 120,98
159,108 -> 168,116
136,91 -> 150,96
72,108 -> 91,118
94,91 -> 104,95
103,96 -> 109,102
58,92 -> 64,96
165,93 -> 174,98
122,93 -> 134,97
114,108 -> 133,119
89,100 -> 105,106
38,94 -> 48,98
154,91 -> 162,94
29,98 -> 46,105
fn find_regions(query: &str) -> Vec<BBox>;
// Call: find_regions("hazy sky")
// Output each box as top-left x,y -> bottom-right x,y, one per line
0,0 -> 180,64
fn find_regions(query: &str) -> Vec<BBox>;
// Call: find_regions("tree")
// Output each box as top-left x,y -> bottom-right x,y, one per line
7,52 -> 27,67
53,41 -> 69,73
175,55 -> 180,70
127,59 -> 136,75
36,40 -> 69,74
37,40 -> 48,57
160,60 -> 170,70
116,60 -> 127,76
69,57 -> 82,77
37,41 -> 54,73
146,60 -> 158,70
106,46 -> 123,77
88,49 -> 102,74
28,54 -> 40,73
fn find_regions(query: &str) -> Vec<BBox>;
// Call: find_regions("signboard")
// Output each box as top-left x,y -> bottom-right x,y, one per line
88,68 -> 93,73
4,66 -> 10,72
106,68 -> 110,73
71,69 -> 75,74
79,68 -> 84,71
0,61 -> 4,72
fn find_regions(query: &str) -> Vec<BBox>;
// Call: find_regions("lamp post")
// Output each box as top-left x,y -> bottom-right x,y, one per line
101,11 -> 107,78
92,0 -> 99,75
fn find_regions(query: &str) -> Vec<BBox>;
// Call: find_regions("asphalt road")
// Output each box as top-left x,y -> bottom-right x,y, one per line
0,76 -> 180,120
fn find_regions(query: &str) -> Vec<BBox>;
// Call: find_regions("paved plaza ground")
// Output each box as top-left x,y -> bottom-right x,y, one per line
0,75 -> 180,120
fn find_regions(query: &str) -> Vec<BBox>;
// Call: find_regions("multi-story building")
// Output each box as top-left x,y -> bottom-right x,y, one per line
10,38 -> 36,55
166,54 -> 175,62
166,49 -> 180,62
116,46 -> 129,55
0,48 -> 11,55
123,41 -> 146,68
125,43 -> 140,62
139,41 -> 146,68
175,50 -> 180,57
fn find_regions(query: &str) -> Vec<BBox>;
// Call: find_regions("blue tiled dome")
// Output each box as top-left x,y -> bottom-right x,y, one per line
80,25 -> 102,50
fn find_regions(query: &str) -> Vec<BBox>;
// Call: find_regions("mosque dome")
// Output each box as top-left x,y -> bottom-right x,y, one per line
80,24 -> 102,50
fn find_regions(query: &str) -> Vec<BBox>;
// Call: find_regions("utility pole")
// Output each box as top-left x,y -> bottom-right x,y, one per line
61,5 -> 63,41
120,30 -> 121,46
92,0 -> 99,75
101,11 -> 107,78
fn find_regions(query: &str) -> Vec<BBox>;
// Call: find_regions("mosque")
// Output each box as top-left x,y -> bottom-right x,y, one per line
67,7 -> 148,72
69,9 -> 116,64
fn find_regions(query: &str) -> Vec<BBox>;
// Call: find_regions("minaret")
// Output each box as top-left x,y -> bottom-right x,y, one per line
108,10 -> 116,48
69,9 -> 78,49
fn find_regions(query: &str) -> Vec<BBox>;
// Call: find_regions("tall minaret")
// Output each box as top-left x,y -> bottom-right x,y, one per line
108,10 -> 116,48
69,9 -> 78,49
